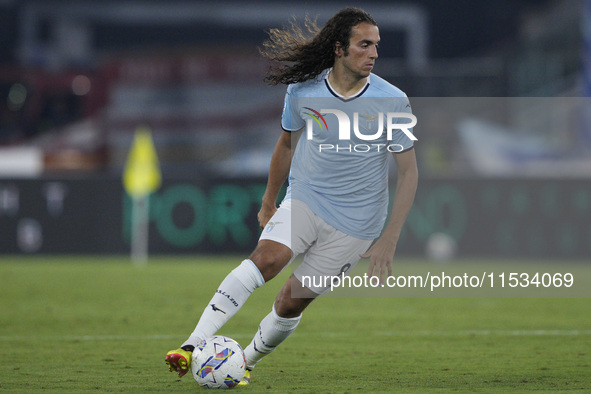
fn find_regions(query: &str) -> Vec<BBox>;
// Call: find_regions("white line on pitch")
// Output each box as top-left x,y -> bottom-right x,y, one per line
324,329 -> 591,337
1,330 -> 590,342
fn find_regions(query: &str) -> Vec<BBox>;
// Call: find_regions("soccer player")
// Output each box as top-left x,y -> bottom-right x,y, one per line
165,7 -> 418,384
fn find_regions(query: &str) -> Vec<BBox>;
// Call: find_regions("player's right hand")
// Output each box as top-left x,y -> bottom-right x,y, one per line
257,204 -> 277,229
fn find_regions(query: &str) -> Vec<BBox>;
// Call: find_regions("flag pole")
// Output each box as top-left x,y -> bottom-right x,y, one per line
123,126 -> 162,265
130,194 -> 149,266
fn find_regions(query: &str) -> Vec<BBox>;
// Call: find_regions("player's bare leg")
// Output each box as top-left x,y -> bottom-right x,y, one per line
250,240 -> 294,282
274,274 -> 318,317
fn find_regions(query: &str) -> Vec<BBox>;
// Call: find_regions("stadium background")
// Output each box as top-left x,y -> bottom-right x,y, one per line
0,0 -> 590,260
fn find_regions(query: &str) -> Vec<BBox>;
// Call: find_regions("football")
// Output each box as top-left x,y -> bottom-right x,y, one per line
191,336 -> 246,389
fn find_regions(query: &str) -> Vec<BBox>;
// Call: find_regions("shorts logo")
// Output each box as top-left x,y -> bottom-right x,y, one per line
265,221 -> 283,232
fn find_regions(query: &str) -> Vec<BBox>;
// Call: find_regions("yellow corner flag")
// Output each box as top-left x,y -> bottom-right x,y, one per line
123,127 -> 162,199
123,126 -> 161,266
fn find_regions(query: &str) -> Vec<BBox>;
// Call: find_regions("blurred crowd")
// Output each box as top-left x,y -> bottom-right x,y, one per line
0,0 -> 589,178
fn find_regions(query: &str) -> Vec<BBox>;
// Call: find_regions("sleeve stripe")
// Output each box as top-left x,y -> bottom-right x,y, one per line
281,124 -> 300,132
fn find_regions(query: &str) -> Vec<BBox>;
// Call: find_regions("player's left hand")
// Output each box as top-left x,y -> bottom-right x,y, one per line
360,237 -> 396,285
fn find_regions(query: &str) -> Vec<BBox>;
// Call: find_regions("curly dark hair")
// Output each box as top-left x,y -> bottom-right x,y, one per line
259,7 -> 378,86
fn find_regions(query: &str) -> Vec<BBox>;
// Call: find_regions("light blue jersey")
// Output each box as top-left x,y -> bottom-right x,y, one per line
281,69 -> 415,239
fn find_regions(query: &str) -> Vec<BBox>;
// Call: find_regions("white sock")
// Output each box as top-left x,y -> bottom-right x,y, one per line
243,305 -> 301,369
182,259 -> 265,348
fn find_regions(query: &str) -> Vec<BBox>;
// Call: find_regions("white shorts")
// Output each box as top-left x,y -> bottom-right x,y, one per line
259,199 -> 373,294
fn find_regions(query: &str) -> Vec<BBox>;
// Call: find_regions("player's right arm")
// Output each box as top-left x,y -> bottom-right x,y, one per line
258,130 -> 298,229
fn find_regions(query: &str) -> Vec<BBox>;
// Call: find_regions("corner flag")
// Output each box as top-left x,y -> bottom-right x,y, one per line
123,127 -> 162,198
123,126 -> 161,265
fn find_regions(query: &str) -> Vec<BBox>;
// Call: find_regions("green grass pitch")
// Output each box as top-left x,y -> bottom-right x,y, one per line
1,256 -> 589,392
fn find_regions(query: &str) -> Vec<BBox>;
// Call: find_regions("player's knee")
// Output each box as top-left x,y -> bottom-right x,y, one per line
249,242 -> 291,282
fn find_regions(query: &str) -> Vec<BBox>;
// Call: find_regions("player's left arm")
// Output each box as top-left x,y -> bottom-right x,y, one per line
362,148 -> 418,284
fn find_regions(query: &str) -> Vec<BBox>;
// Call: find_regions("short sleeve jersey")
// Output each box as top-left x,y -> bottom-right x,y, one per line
281,69 -> 415,239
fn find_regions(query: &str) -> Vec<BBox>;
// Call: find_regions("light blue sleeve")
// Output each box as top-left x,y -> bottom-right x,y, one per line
281,86 -> 305,132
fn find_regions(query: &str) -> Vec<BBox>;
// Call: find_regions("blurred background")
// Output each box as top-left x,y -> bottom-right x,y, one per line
0,0 -> 590,259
